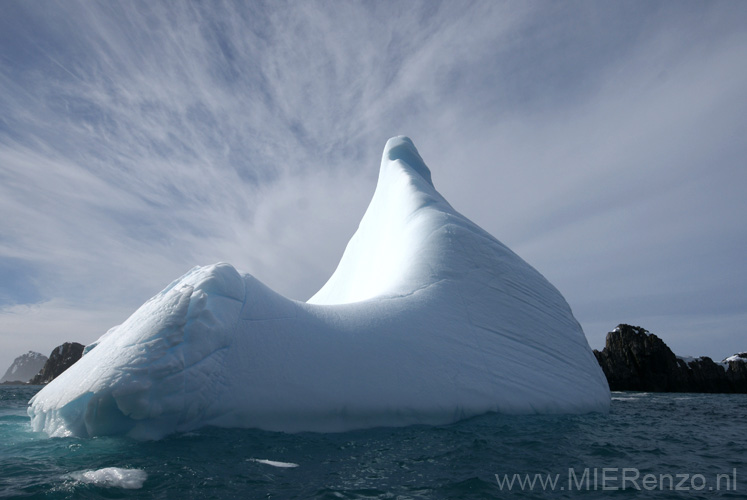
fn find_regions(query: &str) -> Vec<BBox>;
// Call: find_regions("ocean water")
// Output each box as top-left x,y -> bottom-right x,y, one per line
1,387 -> 744,499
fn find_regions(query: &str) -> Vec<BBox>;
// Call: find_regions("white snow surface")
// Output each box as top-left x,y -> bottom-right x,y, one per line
28,136 -> 610,439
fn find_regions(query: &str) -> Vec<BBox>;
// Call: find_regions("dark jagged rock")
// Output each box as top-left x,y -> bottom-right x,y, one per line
592,325 -> 678,391
1,351 -> 48,383
723,355 -> 747,392
30,343 -> 85,385
593,324 -> 746,393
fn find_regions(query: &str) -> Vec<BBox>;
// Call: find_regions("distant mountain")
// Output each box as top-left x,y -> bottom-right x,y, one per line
594,324 -> 747,393
30,343 -> 85,385
1,351 -> 48,384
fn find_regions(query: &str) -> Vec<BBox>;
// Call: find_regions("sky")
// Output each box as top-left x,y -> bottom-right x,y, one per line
1,0 -> 746,373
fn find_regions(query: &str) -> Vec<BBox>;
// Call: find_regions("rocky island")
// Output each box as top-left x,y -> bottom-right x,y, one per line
594,324 -> 746,393
0,351 -> 48,385
29,342 -> 85,385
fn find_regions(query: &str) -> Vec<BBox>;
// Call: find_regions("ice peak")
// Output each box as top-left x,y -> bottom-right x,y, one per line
383,136 -> 433,187
309,136 -> 446,305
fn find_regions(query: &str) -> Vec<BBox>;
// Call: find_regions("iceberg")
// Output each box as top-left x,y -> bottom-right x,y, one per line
29,136 -> 610,439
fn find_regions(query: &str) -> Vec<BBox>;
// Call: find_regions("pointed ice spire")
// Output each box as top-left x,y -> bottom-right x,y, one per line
383,136 -> 433,187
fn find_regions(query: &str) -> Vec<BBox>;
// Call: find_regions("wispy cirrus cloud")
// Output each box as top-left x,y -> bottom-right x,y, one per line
0,1 -> 746,369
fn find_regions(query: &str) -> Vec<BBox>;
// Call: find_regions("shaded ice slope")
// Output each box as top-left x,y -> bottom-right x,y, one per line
29,137 -> 609,439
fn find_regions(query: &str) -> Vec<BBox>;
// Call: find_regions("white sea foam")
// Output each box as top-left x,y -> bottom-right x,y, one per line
249,459 -> 299,468
69,467 -> 147,489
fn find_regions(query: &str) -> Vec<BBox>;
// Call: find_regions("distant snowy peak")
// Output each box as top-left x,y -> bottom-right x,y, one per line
1,351 -> 48,383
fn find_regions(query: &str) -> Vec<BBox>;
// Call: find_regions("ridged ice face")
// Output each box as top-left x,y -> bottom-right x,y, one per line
29,136 -> 610,439
308,136 -> 451,305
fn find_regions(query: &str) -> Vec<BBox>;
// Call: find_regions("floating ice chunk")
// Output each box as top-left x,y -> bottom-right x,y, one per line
249,459 -> 299,468
68,468 -> 147,489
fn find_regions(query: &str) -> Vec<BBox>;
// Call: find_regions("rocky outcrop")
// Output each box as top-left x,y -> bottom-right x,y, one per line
0,351 -> 48,384
593,324 -> 746,393
30,343 -> 85,385
722,354 -> 747,391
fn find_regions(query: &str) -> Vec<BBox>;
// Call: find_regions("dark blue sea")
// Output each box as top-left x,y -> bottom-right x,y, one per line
1,386 -> 745,499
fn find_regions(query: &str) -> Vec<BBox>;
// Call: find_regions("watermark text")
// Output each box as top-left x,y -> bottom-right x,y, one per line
495,468 -> 738,492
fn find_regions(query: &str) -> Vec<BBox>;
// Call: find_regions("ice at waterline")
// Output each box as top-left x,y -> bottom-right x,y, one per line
29,137 -> 610,439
